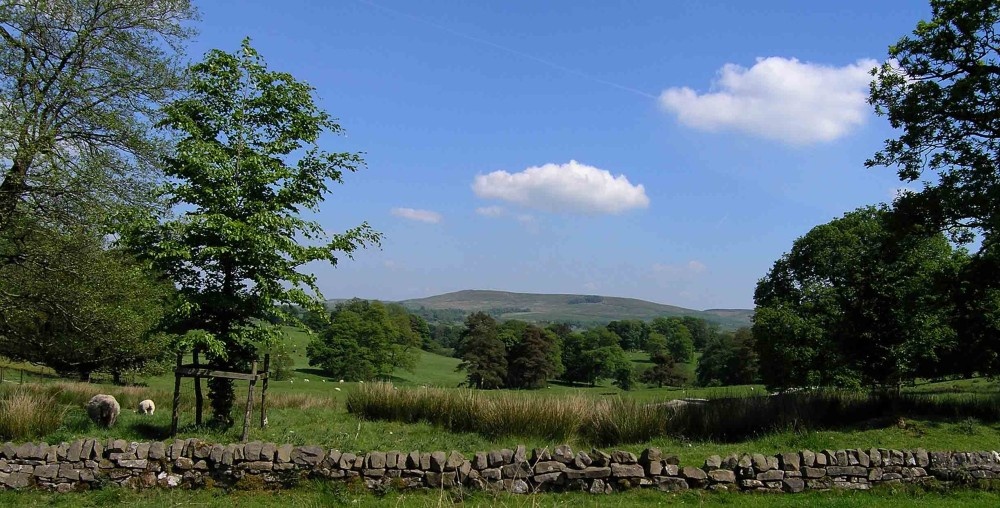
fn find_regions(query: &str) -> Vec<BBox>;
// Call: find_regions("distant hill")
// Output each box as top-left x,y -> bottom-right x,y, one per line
396,290 -> 753,330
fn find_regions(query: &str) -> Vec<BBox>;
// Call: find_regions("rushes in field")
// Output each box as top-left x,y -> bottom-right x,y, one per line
0,386 -> 65,440
348,382 -> 1000,446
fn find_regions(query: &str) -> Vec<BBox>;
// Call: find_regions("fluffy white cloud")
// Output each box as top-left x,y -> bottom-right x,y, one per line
391,207 -> 442,223
472,160 -> 649,214
659,57 -> 878,144
475,206 -> 505,217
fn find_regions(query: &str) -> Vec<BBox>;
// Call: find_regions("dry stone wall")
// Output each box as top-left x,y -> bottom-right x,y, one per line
0,439 -> 997,494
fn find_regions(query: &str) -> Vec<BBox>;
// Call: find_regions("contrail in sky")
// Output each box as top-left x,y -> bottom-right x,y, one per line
354,0 -> 658,100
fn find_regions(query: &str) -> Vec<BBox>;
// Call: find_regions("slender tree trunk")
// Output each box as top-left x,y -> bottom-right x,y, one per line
193,347 -> 203,425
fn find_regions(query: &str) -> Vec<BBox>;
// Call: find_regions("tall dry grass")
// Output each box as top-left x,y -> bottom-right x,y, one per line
10,380 -> 333,414
347,383 -> 1000,446
0,386 -> 65,440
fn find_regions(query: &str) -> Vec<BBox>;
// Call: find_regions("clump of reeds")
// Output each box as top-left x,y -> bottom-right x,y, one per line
0,386 -> 66,440
348,383 -> 1000,446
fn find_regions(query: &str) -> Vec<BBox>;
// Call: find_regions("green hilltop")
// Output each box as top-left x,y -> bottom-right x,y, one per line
391,289 -> 752,329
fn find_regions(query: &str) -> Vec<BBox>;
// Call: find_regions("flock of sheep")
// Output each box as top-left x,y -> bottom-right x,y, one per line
85,394 -> 155,428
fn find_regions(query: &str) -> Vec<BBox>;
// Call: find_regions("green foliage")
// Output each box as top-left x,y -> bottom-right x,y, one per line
456,312 -> 507,389
606,320 -> 650,351
696,327 -> 759,387
753,206 -> 960,391
430,323 -> 463,353
869,0 -> 1000,247
868,0 -> 1000,378
651,317 -> 695,362
0,0 -> 196,233
122,40 -> 380,425
682,316 -> 717,351
0,224 -> 173,381
613,364 -> 638,391
506,325 -> 561,389
268,343 -> 296,382
496,319 -> 530,349
641,350 -> 687,388
560,328 -> 629,387
306,300 -> 419,381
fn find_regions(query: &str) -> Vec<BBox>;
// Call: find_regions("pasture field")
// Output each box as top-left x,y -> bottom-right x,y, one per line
2,327 -> 1000,505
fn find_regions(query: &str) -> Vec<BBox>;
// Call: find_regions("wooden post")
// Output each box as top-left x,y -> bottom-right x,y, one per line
240,360 -> 258,443
171,352 -> 183,437
260,354 -> 270,429
193,348 -> 203,425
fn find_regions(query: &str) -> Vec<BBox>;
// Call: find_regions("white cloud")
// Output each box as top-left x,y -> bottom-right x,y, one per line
659,57 -> 878,144
475,206 -> 505,217
390,207 -> 442,224
472,160 -> 649,214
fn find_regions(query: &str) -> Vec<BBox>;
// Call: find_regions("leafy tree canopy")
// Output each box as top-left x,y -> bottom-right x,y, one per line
0,223 -> 172,381
0,0 -> 197,235
753,206 -> 961,391
869,0 -> 1000,248
306,299 -> 419,381
122,40 -> 380,425
696,327 -> 758,387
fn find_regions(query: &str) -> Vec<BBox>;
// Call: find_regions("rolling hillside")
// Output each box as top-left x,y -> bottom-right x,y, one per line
398,290 -> 752,329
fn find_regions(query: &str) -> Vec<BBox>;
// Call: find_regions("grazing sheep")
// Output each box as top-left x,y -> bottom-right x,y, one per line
334,387 -> 341,392
86,394 -> 121,428
138,399 -> 155,415
304,379 -> 309,383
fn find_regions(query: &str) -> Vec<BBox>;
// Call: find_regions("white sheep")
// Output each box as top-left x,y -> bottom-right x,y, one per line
303,379 -> 309,383
334,387 -> 341,392
138,399 -> 155,415
86,394 -> 120,428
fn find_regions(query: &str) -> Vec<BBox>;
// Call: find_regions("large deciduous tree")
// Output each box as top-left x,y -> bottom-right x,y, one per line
306,300 -> 419,381
869,0 -> 1000,377
123,40 -> 380,426
0,223 -> 172,381
752,206 -> 959,391
560,327 -> 629,387
0,0 -> 196,234
695,327 -> 758,387
650,317 -> 694,363
869,0 -> 1000,245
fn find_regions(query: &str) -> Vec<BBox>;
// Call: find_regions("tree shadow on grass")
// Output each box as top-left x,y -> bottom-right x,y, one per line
130,421 -> 172,440
292,368 -> 336,380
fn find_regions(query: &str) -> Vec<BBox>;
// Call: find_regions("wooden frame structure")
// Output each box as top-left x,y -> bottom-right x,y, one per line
170,353 -> 270,442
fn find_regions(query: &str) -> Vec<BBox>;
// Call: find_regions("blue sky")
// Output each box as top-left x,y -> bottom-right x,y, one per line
187,0 -> 931,309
